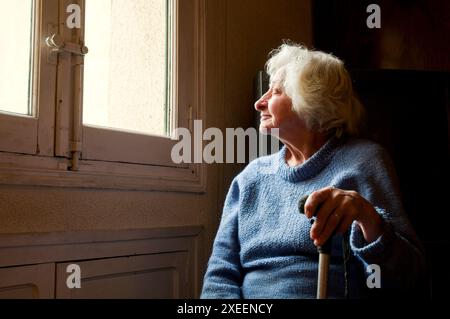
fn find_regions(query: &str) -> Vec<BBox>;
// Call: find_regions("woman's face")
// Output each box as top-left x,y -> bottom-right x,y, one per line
254,72 -> 302,134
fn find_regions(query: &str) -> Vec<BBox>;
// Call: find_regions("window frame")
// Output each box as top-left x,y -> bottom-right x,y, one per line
0,0 -> 58,157
0,0 -> 206,193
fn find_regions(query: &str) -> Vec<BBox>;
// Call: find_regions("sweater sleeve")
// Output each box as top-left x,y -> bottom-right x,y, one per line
348,145 -> 426,292
200,178 -> 243,299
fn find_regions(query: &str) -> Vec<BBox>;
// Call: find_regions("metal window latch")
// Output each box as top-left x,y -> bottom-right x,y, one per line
45,32 -> 86,171
45,34 -> 88,56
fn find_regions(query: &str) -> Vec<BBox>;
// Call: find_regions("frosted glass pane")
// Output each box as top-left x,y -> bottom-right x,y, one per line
83,0 -> 168,136
0,0 -> 33,115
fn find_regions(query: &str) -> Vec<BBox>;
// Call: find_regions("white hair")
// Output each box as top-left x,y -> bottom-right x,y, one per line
266,42 -> 364,137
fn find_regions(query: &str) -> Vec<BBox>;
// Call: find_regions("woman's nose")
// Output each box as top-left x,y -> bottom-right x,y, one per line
254,95 -> 268,111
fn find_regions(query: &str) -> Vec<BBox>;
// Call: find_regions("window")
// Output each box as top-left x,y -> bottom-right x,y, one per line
0,0 -> 57,155
83,0 -> 168,137
0,0 -> 33,116
0,0 -> 205,193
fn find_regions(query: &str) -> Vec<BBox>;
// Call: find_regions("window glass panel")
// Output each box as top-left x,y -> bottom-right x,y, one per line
83,0 -> 169,137
0,0 -> 33,116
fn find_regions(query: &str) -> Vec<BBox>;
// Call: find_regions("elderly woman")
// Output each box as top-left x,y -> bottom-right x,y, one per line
201,43 -> 425,299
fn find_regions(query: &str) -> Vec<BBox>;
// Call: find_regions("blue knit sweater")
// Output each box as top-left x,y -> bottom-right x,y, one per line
201,137 -> 425,299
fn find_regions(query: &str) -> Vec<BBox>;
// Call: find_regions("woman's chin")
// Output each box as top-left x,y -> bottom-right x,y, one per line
259,125 -> 273,135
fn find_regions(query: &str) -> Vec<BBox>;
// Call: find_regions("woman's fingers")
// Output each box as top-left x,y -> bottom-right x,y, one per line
335,214 -> 355,235
304,186 -> 335,219
310,196 -> 339,240
314,207 -> 343,246
307,187 -> 361,246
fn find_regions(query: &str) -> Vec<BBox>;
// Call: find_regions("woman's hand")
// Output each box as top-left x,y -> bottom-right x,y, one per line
304,186 -> 384,246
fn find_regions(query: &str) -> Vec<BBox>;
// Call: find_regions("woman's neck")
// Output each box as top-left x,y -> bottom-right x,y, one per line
281,132 -> 329,167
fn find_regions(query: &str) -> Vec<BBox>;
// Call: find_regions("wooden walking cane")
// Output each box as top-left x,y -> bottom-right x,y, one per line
298,195 -> 334,299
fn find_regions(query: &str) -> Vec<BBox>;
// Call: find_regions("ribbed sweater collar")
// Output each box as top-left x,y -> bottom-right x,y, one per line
277,136 -> 342,182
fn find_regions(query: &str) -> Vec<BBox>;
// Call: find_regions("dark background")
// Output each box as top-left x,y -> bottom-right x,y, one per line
312,0 -> 450,299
